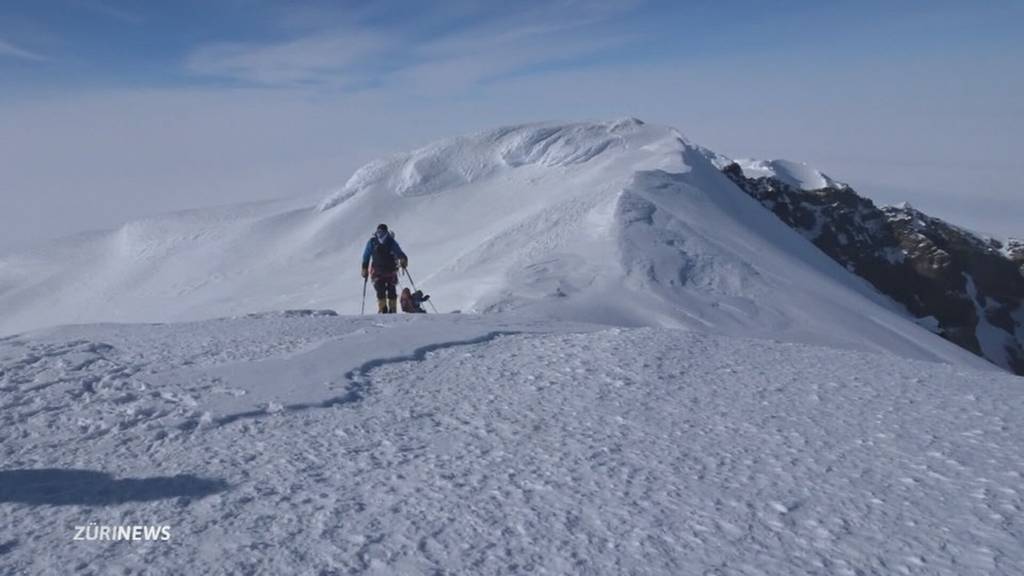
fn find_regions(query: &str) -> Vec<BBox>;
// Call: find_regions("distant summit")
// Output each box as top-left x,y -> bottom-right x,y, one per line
732,158 -> 848,191
0,120 -> 1004,374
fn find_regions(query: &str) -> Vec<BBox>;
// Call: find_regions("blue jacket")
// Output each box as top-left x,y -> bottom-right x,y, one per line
362,234 -> 407,272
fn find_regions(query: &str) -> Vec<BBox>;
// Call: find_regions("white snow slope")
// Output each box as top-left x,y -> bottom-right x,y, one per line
0,119 -> 991,371
1,313 -> 1022,575
2,120 -> 1022,574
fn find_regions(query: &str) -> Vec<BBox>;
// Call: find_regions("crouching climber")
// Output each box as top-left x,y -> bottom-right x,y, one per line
400,288 -> 430,313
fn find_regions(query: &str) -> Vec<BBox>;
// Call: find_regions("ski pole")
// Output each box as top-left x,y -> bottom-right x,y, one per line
360,276 -> 367,315
404,268 -> 438,313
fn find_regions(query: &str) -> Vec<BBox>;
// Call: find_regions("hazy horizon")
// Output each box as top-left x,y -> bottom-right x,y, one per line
2,0 -> 1021,251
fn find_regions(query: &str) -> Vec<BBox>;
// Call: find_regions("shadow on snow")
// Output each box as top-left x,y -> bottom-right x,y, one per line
0,469 -> 229,506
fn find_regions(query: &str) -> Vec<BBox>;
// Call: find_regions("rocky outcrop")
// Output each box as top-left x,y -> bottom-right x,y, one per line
1005,239 -> 1024,275
721,162 -> 1024,375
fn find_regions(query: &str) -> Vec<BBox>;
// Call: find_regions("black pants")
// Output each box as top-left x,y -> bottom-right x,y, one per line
373,272 -> 398,300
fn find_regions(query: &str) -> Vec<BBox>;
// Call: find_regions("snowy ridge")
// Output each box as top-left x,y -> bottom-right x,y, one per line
3,119 -> 1024,574
0,119 -> 992,371
722,160 -> 1024,374
318,118 -> 647,210
733,158 -> 847,191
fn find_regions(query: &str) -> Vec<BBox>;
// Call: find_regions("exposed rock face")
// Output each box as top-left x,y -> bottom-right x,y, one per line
1006,239 -> 1024,275
721,162 -> 1024,375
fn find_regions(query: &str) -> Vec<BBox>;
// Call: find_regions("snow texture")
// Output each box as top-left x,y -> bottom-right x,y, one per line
1,314 -> 1023,575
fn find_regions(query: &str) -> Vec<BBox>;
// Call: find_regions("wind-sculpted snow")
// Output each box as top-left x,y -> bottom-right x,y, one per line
0,119 -> 995,372
2,315 -> 1022,574
318,119 -> 643,210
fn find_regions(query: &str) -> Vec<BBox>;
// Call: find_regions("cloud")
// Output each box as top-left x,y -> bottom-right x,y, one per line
3,43 -> 1023,253
185,30 -> 386,86
405,0 -> 642,72
391,30 -> 633,96
73,0 -> 145,24
0,38 -> 46,62
6,0 -> 1021,251
183,0 -> 640,89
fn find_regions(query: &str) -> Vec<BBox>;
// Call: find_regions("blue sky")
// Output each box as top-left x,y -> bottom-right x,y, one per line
1,0 -> 1022,248
4,1 -> 1020,93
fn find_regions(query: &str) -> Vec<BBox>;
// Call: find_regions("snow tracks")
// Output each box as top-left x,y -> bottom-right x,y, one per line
2,315 -> 1024,574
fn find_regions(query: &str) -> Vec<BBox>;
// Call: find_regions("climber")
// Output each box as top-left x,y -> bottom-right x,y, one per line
400,287 -> 430,313
361,224 -> 407,314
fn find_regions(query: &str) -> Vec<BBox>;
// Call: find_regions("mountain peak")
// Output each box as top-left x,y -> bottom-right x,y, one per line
318,119 -> 672,212
732,158 -> 847,191
0,119 -> 990,374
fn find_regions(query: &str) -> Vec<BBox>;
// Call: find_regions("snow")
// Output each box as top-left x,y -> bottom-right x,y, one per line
886,202 -> 999,245
319,119 -> 647,210
881,246 -> 908,265
734,158 -> 848,191
1002,238 -> 1023,261
0,119 -> 990,372
1016,305 -> 1024,345
965,273 -> 1014,371
2,314 -> 1022,574
2,119 -> 1023,573
913,315 -> 941,332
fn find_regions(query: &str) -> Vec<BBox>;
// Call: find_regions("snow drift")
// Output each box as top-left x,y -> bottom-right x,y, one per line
0,119 -> 990,369
728,158 -> 847,191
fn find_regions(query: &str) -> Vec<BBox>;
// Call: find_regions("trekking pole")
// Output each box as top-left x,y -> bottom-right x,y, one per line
360,277 -> 368,315
404,268 -> 439,313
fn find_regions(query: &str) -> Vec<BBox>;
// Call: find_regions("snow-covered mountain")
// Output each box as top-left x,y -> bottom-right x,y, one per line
722,162 -> 1024,374
0,119 -> 991,372
4,120 -> 1024,574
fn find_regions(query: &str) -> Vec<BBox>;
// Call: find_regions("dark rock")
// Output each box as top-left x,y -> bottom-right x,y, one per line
722,163 -> 1024,375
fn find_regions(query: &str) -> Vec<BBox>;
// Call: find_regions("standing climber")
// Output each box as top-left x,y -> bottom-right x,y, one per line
361,224 -> 407,314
